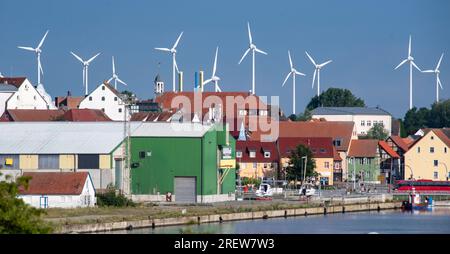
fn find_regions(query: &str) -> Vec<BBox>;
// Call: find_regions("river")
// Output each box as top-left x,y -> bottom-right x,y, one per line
102,207 -> 450,234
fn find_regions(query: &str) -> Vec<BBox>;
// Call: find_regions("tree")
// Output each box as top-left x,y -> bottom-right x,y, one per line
398,118 -> 407,138
402,99 -> 450,135
286,144 -> 316,183
288,110 -> 312,122
0,174 -> 53,233
403,107 -> 430,135
428,99 -> 450,128
363,123 -> 389,140
306,88 -> 366,111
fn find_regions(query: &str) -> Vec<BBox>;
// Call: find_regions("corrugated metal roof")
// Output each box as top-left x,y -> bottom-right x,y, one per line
311,107 -> 391,116
131,122 -> 214,137
0,83 -> 18,92
0,122 -> 142,154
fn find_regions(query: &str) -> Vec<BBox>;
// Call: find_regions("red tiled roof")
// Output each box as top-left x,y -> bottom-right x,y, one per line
278,137 -> 334,158
130,111 -> 176,122
55,96 -> 84,109
378,140 -> 400,158
63,109 -> 111,121
0,109 -> 65,121
236,140 -> 279,163
432,129 -> 450,148
333,146 -> 342,161
389,135 -> 410,152
19,172 -> 90,195
348,139 -> 379,157
0,77 -> 26,88
278,121 -> 355,151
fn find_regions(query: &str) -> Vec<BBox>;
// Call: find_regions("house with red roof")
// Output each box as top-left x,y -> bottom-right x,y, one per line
18,172 -> 96,208
235,140 -> 279,179
0,108 -> 111,122
347,139 -> 382,183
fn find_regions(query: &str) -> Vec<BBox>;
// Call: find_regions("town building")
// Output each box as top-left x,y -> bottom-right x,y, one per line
378,140 -> 400,184
278,137 -> 336,185
78,82 -> 128,121
130,99 -> 161,114
55,91 -> 84,110
129,122 -> 236,203
279,121 -> 356,182
347,139 -> 381,183
18,172 -> 96,208
0,108 -> 111,122
311,107 -> 392,136
404,128 -> 450,181
235,140 -> 279,180
0,77 -> 54,117
0,122 -> 136,190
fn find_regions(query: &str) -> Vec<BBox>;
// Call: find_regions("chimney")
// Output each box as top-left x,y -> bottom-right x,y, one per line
178,71 -> 183,92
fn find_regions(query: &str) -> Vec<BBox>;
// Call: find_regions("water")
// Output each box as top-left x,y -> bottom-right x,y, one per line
104,207 -> 450,234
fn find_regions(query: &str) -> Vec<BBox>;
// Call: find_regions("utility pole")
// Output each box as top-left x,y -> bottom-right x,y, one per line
120,92 -> 136,197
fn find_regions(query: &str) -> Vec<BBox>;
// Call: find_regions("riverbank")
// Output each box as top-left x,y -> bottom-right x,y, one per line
51,197 -> 402,233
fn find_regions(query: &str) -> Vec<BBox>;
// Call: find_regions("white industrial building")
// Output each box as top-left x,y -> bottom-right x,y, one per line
0,77 -> 55,117
311,107 -> 393,137
78,82 -> 129,121
18,172 -> 96,208
0,122 -> 142,191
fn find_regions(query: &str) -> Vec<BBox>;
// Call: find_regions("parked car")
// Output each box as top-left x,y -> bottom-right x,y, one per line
298,183 -> 317,197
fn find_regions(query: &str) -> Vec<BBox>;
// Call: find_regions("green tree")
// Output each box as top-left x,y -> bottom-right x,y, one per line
306,88 -> 365,110
398,118 -> 407,138
364,123 -> 389,140
403,107 -> 430,135
286,144 -> 316,182
288,114 -> 297,121
428,99 -> 450,128
0,174 -> 53,234
288,110 -> 312,122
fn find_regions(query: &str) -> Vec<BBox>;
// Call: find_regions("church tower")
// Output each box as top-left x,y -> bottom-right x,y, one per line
154,74 -> 164,96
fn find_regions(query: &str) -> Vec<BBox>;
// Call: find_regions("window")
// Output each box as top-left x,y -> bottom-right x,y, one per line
333,138 -> 342,147
114,97 -> 118,101
373,120 -> 377,125
236,151 -> 242,158
139,151 -> 146,159
430,147 -> 435,153
264,152 -> 271,158
445,147 -> 448,153
118,108 -> 122,113
431,136 -> 434,140
239,109 -> 247,116
89,96 -> 92,101
320,148 -> 326,153
17,95 -> 19,100
363,158 -> 367,165
101,108 -> 105,112
324,162 -> 330,168
222,147 -> 232,159
417,147 -> 421,153
259,110 -> 268,116
253,162 -> 257,169
434,160 -> 438,167
78,154 -> 100,169
361,120 -> 365,126
434,172 -> 438,179
249,151 -> 256,158
263,163 -> 268,169
38,154 -> 59,169
102,86 -> 105,90
367,120 -> 371,127
34,95 -> 36,100
101,96 -> 105,101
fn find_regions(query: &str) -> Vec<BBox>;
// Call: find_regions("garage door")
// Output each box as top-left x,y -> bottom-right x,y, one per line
174,177 -> 197,203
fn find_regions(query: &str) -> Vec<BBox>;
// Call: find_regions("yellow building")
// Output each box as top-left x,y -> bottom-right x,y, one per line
236,141 -> 279,179
404,129 -> 450,181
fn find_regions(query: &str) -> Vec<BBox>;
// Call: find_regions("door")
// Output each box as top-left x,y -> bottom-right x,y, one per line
174,177 -> 197,203
115,159 -> 123,190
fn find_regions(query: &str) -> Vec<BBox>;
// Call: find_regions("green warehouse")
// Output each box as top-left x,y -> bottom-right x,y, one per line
129,122 -> 236,203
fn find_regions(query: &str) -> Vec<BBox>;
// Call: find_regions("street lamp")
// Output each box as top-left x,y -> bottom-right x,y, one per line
405,165 -> 414,180
301,156 -> 307,186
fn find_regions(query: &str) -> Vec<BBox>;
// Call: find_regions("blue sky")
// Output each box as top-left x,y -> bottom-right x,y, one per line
0,0 -> 449,118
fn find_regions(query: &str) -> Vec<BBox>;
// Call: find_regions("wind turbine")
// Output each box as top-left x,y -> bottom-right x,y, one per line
395,35 -> 421,110
107,56 -> 128,89
282,50 -> 306,115
17,30 -> 49,86
203,47 -> 222,92
305,51 -> 332,97
154,32 -> 183,92
238,22 -> 268,95
422,53 -> 444,103
70,51 -> 101,96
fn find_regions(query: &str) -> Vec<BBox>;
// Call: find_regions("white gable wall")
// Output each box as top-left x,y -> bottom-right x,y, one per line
0,92 -> 14,116
5,79 -> 49,110
78,84 -> 127,121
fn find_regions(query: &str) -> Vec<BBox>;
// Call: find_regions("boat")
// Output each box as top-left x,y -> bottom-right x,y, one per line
401,187 -> 433,211
255,183 -> 273,197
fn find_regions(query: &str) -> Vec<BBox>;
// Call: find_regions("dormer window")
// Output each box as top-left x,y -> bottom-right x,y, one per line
249,150 -> 256,158
264,151 -> 271,158
236,151 -> 242,158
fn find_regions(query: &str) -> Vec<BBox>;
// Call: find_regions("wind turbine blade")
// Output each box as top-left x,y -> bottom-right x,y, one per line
282,72 -> 292,87
408,35 -> 412,57
305,51 -> 316,66
312,69 -> 317,88
154,47 -> 171,52
203,79 -> 212,85
436,53 -> 444,70
87,53 -> 101,63
37,30 -> 49,49
421,70 -> 435,73
213,47 -> 218,76
295,71 -> 306,76
116,78 -> 128,86
174,57 -> 179,73
438,76 -> 443,89
107,77 -> 114,83
112,56 -> 115,74
255,48 -> 268,55
288,50 -> 293,69
319,60 -> 333,67
395,59 -> 408,70
39,59 -> 44,76
247,22 -> 253,44
238,48 -> 251,64
216,85 -> 222,92
412,61 -> 421,71
173,32 -> 183,49
70,52 -> 84,63
18,46 -> 35,51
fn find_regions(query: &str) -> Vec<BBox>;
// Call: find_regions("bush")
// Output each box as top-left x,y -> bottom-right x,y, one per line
96,186 -> 136,207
